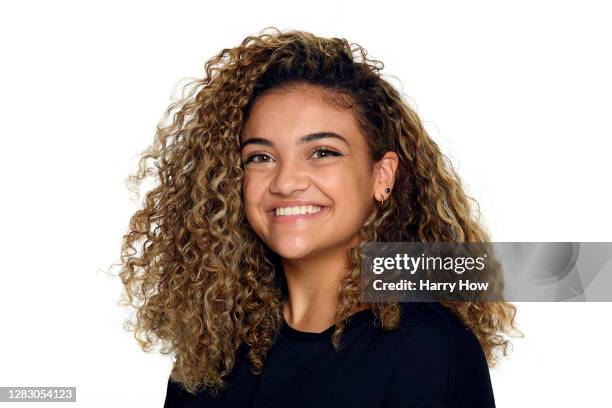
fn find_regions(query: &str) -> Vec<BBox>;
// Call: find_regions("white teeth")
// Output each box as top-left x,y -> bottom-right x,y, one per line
275,205 -> 322,216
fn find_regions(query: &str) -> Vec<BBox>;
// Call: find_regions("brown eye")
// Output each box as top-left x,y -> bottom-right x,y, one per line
311,148 -> 342,159
244,153 -> 273,164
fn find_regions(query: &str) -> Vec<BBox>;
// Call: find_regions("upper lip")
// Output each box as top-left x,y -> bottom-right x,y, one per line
268,201 -> 327,211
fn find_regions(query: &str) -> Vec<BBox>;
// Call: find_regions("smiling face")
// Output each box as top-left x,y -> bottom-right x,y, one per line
240,84 -> 391,261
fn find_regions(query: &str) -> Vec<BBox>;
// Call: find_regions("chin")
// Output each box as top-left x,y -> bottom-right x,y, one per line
268,238 -> 316,260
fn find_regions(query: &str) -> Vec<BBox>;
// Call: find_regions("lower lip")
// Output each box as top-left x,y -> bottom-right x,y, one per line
269,207 -> 329,223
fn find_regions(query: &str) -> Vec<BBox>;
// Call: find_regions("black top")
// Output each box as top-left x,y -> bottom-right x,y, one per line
163,302 -> 496,407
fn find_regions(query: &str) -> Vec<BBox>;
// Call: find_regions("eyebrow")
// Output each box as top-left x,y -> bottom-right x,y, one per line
240,131 -> 349,151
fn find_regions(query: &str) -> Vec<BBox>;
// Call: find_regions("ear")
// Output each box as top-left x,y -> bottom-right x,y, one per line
373,151 -> 399,202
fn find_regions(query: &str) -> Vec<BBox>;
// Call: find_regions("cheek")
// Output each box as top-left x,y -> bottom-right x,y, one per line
316,165 -> 371,200
324,169 -> 374,224
242,175 -> 265,219
242,177 -> 256,210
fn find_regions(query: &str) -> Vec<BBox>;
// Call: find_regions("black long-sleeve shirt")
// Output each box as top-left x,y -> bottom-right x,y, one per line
164,302 -> 496,407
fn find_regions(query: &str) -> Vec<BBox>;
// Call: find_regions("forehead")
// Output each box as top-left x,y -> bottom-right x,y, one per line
240,85 -> 362,142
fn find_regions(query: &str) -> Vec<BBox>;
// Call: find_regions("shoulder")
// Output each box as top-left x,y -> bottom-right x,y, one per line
163,377 -> 189,408
397,302 -> 486,355
393,302 -> 485,363
381,302 -> 495,407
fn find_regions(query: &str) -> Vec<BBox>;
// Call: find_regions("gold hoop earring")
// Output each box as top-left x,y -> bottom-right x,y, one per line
378,187 -> 392,205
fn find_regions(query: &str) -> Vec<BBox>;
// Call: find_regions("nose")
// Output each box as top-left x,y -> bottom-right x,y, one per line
269,160 -> 310,195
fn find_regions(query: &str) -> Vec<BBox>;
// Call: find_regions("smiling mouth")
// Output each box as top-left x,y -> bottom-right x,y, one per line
268,205 -> 329,222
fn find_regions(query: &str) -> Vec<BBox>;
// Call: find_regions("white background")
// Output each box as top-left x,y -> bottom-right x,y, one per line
1,1 -> 611,407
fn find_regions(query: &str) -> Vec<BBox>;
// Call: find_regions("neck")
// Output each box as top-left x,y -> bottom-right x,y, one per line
280,237 -> 369,332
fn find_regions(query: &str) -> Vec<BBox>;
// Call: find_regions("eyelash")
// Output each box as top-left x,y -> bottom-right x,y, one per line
244,147 -> 342,164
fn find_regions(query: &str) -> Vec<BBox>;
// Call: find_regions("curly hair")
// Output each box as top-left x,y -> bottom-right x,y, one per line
115,27 -> 522,397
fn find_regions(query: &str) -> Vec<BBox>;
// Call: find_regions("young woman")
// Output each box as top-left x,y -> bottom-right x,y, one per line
118,27 -> 519,407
